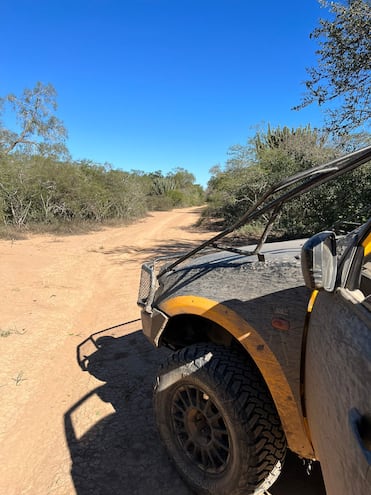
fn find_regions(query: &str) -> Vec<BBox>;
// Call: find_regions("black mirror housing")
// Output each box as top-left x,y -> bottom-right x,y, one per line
301,231 -> 337,291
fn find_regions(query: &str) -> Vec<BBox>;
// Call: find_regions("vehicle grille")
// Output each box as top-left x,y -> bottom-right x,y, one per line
137,263 -> 157,310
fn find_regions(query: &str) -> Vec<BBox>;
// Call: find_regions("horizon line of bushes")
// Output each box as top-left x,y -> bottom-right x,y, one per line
1,124 -> 370,241
0,153 -> 205,232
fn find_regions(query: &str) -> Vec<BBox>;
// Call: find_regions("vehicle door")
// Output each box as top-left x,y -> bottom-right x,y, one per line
304,221 -> 371,495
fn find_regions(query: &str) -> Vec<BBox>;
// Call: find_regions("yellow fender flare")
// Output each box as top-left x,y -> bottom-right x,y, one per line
161,295 -> 314,459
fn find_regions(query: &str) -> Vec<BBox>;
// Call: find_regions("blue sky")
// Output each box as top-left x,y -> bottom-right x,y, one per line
0,0 -> 329,186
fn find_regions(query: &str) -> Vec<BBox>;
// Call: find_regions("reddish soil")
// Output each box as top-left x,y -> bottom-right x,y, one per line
0,207 -> 326,494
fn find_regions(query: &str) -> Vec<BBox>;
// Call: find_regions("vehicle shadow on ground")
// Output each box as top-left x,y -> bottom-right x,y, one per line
65,323 -> 326,495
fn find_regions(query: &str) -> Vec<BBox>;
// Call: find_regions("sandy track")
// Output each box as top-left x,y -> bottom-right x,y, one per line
0,207 -> 325,494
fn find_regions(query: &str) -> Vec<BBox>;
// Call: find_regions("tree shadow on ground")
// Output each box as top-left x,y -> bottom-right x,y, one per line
99,240 -> 208,262
65,323 -> 326,495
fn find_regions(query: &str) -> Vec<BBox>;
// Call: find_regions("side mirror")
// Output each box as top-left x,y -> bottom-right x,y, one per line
301,231 -> 337,291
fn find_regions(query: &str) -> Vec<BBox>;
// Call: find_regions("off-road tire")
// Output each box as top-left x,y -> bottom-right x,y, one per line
154,343 -> 286,495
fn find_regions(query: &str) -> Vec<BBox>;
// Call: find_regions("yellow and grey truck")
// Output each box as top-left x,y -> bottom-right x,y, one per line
138,146 -> 371,495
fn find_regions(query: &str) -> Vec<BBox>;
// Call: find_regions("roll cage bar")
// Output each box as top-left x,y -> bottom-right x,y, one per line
161,145 -> 371,275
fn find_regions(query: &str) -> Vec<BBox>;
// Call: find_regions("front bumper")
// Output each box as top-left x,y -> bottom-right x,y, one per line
140,307 -> 169,346
138,260 -> 171,346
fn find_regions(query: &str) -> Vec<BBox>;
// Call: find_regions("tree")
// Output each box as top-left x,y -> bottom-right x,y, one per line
0,82 -> 68,157
205,125 -> 371,237
295,0 -> 371,134
205,125 -> 342,233
253,124 -> 335,181
168,167 -> 196,188
146,167 -> 204,210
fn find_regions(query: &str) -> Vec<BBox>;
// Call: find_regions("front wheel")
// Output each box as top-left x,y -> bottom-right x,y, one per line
154,344 -> 286,495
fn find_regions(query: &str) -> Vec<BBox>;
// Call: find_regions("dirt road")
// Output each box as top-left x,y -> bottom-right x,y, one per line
0,207 -> 326,495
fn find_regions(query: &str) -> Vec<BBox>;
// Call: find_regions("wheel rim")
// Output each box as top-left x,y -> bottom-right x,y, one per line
171,384 -> 230,474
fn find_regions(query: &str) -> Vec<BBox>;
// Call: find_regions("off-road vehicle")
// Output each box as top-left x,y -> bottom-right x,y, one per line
138,146 -> 371,495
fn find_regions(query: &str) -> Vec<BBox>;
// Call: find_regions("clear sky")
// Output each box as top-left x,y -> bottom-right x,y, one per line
0,0 -> 330,186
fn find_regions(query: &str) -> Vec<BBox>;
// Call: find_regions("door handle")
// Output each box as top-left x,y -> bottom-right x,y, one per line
349,408 -> 371,465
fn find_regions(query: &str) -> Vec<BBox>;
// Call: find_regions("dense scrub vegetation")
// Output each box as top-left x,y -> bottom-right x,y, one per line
0,153 -> 204,231
204,125 -> 371,238
0,82 -> 204,233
